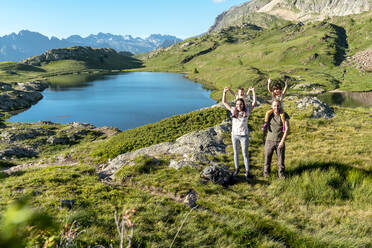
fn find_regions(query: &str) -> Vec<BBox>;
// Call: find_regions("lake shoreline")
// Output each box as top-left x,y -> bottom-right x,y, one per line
5,72 -> 216,130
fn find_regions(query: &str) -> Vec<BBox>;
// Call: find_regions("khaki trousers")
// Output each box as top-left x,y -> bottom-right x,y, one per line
264,140 -> 285,176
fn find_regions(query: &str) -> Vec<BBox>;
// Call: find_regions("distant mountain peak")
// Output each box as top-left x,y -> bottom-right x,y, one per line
209,0 -> 372,32
0,30 -> 182,62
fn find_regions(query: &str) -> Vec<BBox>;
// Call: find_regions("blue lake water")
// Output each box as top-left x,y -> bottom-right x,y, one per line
10,72 -> 216,130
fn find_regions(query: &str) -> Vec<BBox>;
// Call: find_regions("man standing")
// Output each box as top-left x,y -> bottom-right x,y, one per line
263,100 -> 289,178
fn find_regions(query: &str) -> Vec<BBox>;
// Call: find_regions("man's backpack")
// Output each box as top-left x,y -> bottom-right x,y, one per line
200,165 -> 232,186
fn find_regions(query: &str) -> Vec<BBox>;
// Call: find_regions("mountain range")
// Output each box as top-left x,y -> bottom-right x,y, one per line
0,30 -> 182,62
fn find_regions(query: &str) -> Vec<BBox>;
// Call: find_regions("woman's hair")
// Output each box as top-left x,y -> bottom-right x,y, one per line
232,98 -> 247,118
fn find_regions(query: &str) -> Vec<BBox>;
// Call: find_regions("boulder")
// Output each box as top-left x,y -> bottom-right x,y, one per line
0,128 -> 55,143
0,82 -> 13,91
47,136 -> 72,145
169,160 -> 200,170
296,96 -> 335,119
183,190 -> 198,208
100,119 -> 232,178
0,146 -> 37,159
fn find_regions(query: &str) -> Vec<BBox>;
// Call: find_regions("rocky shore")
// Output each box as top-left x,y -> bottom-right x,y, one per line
0,81 -> 49,112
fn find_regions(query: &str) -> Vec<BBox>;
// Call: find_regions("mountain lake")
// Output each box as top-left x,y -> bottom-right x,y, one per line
9,72 -> 216,130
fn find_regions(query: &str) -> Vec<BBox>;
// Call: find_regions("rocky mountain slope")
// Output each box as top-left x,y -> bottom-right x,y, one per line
209,0 -> 372,32
20,46 -> 142,69
0,30 -> 182,62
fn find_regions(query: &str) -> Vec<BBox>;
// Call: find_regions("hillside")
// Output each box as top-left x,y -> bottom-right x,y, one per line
144,11 -> 372,99
21,46 -> 142,70
209,0 -> 372,32
0,46 -> 143,86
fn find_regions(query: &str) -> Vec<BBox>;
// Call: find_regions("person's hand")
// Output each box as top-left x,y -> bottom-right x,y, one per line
223,87 -> 230,93
268,78 -> 271,84
278,141 -> 284,149
248,86 -> 255,92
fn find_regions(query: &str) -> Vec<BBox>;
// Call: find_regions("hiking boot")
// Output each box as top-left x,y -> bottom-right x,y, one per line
245,172 -> 253,180
233,168 -> 240,176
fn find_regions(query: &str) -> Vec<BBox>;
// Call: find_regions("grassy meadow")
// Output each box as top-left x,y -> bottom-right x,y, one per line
0,99 -> 371,247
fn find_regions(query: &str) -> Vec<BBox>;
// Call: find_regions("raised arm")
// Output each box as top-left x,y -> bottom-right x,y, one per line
282,80 -> 288,96
248,87 -> 256,109
228,88 -> 236,96
222,87 -> 232,112
267,78 -> 272,94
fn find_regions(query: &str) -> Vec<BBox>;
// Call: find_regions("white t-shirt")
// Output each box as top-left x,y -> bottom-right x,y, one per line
231,106 -> 251,136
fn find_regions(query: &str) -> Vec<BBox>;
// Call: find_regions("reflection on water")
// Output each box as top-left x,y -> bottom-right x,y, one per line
10,72 -> 216,130
47,73 -> 113,91
318,91 -> 372,108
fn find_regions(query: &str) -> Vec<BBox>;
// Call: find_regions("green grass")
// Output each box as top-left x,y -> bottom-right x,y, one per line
1,100 -> 371,247
142,14 -> 372,99
89,107 -> 228,161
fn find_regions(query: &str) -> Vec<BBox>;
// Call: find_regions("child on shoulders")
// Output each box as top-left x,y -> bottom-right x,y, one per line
262,78 -> 288,131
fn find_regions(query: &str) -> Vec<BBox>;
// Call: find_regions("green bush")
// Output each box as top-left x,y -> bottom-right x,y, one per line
0,198 -> 56,248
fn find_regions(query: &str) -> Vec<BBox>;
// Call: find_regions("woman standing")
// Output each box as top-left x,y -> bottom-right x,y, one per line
222,86 -> 256,180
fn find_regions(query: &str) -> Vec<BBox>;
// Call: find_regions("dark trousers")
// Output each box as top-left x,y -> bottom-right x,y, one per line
264,140 -> 285,176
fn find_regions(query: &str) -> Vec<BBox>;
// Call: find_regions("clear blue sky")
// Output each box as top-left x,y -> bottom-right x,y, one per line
1,0 -> 250,39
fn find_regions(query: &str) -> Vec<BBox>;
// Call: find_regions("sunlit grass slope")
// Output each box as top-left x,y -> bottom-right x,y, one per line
144,12 -> 372,98
1,101 -> 371,247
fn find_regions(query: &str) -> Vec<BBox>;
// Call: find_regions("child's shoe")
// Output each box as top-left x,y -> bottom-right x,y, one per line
261,122 -> 268,131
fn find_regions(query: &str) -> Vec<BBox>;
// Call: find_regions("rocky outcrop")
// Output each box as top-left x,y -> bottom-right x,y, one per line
0,121 -> 120,161
292,83 -> 326,94
21,46 -> 119,66
99,119 -> 232,179
296,96 -> 335,119
209,0 -> 372,32
0,81 -> 49,112
20,46 -> 143,69
209,0 -> 272,32
350,49 -> 372,72
0,146 -> 38,159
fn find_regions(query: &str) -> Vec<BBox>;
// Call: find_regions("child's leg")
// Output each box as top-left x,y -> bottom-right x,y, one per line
262,109 -> 273,131
264,109 -> 274,123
